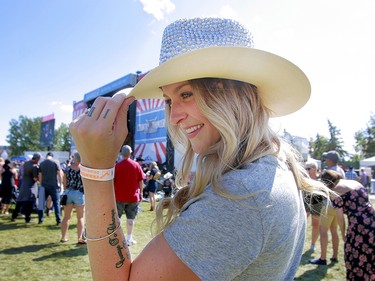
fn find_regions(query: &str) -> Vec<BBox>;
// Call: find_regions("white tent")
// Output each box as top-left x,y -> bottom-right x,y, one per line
360,156 -> 375,167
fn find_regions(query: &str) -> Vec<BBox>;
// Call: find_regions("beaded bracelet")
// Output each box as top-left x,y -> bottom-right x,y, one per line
79,165 -> 115,181
82,220 -> 122,242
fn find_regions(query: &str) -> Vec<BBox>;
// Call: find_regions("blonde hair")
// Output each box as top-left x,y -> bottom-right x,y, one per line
155,78 -> 329,233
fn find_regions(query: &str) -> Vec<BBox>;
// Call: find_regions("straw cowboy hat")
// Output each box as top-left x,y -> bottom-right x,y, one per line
129,17 -> 310,117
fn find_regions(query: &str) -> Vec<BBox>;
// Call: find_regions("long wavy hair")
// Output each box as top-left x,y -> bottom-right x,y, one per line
155,78 -> 329,234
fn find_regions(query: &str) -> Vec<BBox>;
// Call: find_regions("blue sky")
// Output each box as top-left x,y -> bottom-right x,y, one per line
1,0 -> 374,154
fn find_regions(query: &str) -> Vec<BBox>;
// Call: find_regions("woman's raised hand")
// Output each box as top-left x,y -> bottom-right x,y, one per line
69,93 -> 135,169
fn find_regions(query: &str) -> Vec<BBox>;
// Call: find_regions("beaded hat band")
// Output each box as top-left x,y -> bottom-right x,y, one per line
130,17 -> 310,117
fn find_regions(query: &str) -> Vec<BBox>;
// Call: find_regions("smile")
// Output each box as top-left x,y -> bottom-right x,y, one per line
185,124 -> 204,134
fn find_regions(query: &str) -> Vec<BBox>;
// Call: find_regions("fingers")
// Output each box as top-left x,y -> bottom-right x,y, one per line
69,93 -> 136,169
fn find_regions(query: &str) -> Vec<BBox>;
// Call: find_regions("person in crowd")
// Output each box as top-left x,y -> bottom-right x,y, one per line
345,166 -> 358,180
0,157 -> 4,175
61,159 -> 71,173
320,169 -> 374,280
69,17 -> 331,280
322,150 -> 346,178
135,157 -> 144,168
303,160 -> 322,252
11,153 -> 40,223
114,145 -> 145,246
309,150 -> 346,265
161,172 -> 174,198
359,168 -> 369,188
60,152 -> 86,244
38,152 -> 63,225
0,159 -> 17,215
146,161 -> 161,211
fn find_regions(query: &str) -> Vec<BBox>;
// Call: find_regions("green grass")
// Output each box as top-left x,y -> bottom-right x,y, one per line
1,199 -> 374,280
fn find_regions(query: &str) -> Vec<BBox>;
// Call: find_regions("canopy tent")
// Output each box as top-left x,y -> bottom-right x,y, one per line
360,156 -> 375,167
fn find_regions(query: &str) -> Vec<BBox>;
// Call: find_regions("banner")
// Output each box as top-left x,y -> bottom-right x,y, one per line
40,115 -> 55,147
134,99 -> 166,163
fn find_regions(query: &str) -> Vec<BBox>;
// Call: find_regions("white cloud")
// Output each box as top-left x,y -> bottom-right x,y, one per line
50,101 -> 73,113
140,0 -> 175,21
218,5 -> 238,19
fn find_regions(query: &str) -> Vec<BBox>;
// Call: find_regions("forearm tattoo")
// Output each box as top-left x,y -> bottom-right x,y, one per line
107,209 -> 131,268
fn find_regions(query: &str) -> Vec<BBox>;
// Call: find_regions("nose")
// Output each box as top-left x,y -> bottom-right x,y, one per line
169,103 -> 187,125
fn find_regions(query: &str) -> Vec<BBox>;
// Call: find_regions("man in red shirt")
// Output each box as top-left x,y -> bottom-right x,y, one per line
114,145 -> 145,246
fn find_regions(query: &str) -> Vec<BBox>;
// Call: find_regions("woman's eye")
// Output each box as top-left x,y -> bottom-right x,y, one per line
181,92 -> 193,99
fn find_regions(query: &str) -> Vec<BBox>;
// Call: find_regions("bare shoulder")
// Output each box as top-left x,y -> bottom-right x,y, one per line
130,234 -> 201,281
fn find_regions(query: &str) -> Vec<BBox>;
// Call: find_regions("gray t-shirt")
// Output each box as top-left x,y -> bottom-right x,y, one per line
164,155 -> 306,281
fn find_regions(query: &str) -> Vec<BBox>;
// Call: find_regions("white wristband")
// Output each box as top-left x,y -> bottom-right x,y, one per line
79,165 -> 115,181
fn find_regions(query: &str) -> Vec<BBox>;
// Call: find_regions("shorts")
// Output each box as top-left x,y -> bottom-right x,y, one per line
116,201 -> 139,219
147,180 -> 158,193
0,197 -> 11,204
65,189 -> 85,206
319,206 -> 337,229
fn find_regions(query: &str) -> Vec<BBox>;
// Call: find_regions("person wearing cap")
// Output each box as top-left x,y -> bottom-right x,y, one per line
309,150 -> 346,265
322,150 -> 346,179
135,157 -> 144,165
114,145 -> 145,246
70,18 -> 331,280
11,153 -> 41,223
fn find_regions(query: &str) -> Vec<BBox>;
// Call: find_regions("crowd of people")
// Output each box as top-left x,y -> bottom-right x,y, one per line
0,151 -> 176,247
1,15 -> 374,280
304,150 -> 374,280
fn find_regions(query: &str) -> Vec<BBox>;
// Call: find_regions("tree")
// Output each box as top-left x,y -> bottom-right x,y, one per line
354,113 -> 375,158
6,116 -> 42,157
326,120 -> 347,157
54,123 -> 71,152
309,133 -> 329,160
308,119 -> 347,162
6,116 -> 71,158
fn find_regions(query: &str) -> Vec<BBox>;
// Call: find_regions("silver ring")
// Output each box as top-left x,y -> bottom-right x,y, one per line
86,106 -> 96,117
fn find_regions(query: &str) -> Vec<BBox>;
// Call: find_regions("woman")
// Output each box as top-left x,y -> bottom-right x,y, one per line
146,161 -> 160,211
60,152 -> 86,244
303,160 -> 322,251
320,170 -> 374,280
70,18 -> 330,280
0,159 -> 17,215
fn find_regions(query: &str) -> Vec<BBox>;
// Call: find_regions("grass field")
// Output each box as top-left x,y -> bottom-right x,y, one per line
1,199 -> 374,280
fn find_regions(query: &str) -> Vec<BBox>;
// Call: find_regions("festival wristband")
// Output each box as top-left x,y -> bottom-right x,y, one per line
79,165 -> 115,181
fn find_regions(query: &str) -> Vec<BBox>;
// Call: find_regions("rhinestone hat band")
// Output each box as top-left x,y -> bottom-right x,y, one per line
159,18 -> 254,65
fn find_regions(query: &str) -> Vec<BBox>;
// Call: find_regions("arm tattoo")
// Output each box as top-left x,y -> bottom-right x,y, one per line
107,209 -> 130,268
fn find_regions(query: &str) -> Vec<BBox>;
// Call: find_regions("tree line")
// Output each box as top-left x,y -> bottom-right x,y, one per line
5,113 -> 375,168
6,115 -> 71,157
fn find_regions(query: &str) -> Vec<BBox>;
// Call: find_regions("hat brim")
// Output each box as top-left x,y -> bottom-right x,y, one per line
129,47 -> 311,117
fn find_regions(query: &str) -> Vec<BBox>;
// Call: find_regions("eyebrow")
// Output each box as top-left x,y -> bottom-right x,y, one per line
162,83 -> 190,98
